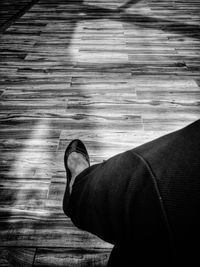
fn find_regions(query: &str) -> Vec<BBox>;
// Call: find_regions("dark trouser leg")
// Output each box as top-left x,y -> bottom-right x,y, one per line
63,145 -> 175,266
63,149 -> 143,244
63,120 -> 200,266
63,149 -> 173,265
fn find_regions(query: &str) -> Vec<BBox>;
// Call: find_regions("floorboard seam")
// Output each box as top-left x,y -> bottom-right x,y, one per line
32,247 -> 37,267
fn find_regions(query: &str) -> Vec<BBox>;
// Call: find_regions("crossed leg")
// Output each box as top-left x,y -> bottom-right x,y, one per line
63,120 -> 200,266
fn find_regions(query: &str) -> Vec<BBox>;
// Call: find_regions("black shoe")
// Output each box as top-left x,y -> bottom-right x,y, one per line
64,139 -> 90,186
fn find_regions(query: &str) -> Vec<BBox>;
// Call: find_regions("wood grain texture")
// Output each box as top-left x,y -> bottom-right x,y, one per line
0,248 -> 35,267
34,248 -> 110,267
0,0 -> 39,33
0,1 -> 33,27
0,0 -> 200,266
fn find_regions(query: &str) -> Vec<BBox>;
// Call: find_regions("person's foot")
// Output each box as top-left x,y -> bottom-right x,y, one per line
67,152 -> 89,193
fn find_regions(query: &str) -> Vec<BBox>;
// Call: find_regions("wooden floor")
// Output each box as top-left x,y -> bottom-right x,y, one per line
0,0 -> 200,265
0,0 -> 38,33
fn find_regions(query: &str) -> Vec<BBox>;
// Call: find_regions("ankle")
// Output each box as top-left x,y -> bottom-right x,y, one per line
67,152 -> 89,192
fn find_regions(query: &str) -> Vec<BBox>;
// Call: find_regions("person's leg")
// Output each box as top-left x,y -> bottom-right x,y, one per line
63,147 -> 173,265
64,149 -> 146,244
133,119 -> 200,266
63,119 -> 200,266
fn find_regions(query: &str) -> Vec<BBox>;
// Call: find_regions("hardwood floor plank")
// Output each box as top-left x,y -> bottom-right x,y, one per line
34,248 -> 111,267
0,0 -> 38,30
0,247 -> 36,267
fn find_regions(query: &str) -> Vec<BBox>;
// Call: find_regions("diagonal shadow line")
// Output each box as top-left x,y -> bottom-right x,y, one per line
79,3 -> 200,40
120,12 -> 200,39
118,0 -> 142,11
0,0 -> 39,34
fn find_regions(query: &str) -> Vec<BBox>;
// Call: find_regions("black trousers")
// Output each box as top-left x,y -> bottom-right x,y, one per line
63,120 -> 200,266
